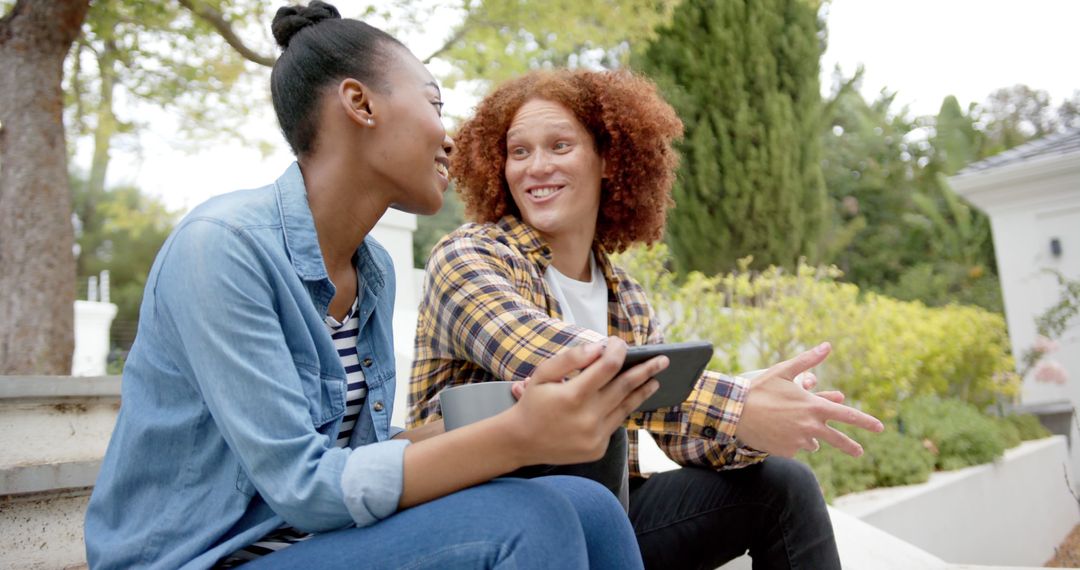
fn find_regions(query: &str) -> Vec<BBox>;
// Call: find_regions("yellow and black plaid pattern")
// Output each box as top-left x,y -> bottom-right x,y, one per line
408,216 -> 766,475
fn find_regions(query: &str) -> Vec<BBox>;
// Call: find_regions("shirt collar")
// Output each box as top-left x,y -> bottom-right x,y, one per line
496,215 -> 620,288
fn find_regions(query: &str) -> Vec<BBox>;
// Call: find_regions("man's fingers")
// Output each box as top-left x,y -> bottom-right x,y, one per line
769,342 -> 831,381
798,372 -> 817,391
530,339 -> 609,385
824,401 -> 885,433
818,425 -> 864,457
815,390 -> 845,404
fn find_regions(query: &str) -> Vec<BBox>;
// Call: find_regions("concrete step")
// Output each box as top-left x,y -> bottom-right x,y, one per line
0,376 -> 119,569
2,376 -> 1074,569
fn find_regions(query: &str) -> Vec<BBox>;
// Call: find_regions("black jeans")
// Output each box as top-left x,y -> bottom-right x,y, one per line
628,457 -> 841,570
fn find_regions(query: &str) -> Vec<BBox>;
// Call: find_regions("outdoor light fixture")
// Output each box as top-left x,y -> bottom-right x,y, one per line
1050,238 -> 1062,258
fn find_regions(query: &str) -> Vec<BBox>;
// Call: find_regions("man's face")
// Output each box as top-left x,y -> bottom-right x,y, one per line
503,98 -> 604,243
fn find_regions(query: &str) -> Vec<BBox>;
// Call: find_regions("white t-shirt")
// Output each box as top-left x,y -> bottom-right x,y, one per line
542,253 -> 609,334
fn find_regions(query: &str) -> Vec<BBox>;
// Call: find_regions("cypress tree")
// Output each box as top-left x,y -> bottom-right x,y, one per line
636,0 -> 826,274
934,95 -> 979,176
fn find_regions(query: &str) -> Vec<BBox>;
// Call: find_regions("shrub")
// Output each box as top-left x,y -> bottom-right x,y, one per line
616,245 -> 1029,498
1005,413 -> 1052,441
798,437 -> 876,502
899,396 -> 1008,470
865,428 -> 936,488
797,423 -> 934,501
992,416 -> 1023,449
615,244 -> 1020,419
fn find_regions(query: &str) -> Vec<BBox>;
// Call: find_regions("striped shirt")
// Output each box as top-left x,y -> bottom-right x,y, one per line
328,298 -> 368,447
408,216 -> 767,477
217,298 -> 365,566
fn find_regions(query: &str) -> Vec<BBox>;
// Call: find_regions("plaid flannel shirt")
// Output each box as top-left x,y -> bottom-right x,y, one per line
408,216 -> 766,476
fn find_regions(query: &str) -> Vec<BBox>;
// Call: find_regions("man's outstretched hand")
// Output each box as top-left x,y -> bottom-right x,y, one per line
734,342 -> 884,458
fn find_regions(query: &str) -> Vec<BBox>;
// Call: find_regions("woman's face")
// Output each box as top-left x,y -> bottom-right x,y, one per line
504,99 -> 604,243
368,48 -> 453,215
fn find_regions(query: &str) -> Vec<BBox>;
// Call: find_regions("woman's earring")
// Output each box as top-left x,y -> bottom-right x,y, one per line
367,119 -> 374,126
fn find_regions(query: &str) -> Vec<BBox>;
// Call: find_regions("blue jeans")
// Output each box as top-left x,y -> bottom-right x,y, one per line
245,476 -> 644,569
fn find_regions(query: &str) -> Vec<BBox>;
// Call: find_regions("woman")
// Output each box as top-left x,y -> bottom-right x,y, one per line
84,4 -> 661,569
409,69 -> 885,569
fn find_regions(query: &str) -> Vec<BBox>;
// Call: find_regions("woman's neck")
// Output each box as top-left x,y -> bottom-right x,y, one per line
300,155 -> 388,275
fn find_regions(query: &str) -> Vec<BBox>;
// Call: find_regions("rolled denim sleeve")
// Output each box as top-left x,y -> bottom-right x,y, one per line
341,439 -> 410,527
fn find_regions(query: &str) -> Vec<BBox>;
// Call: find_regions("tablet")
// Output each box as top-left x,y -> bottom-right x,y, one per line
620,341 -> 713,412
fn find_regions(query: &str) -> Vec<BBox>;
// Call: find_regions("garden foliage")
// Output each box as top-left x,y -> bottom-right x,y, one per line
635,0 -> 827,275
616,244 -> 1020,420
615,244 -> 1048,499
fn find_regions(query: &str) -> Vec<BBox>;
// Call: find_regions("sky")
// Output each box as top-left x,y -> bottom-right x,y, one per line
88,0 -> 1080,214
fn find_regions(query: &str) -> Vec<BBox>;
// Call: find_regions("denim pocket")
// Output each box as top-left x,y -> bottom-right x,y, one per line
235,464 -> 257,497
295,360 -> 346,427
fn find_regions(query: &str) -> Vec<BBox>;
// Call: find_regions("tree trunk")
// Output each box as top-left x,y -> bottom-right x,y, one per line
86,41 -> 116,201
0,0 -> 91,374
77,40 -> 116,277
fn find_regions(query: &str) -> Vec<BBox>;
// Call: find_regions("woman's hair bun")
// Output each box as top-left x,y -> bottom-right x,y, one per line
272,1 -> 342,49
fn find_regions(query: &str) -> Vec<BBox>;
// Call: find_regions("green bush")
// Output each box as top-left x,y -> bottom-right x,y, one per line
865,428 -> 936,488
615,244 -> 1020,419
616,245 -> 1029,498
900,396 -> 1008,470
992,416 -> 1023,449
1005,413 -> 1052,441
797,424 -> 934,501
798,441 -> 876,502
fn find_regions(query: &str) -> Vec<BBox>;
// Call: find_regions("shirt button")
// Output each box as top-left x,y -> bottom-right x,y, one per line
702,426 -> 718,439
362,357 -> 373,367
373,401 -> 385,412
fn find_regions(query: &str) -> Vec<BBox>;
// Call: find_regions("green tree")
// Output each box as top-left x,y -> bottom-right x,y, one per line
1,0 -> 680,373
817,76 -> 1005,312
974,84 -> 1060,157
66,0 -> 276,275
636,0 -> 827,275
933,95 -> 978,176
820,80 -> 928,288
887,92 -> 1005,312
72,180 -> 177,351
430,0 -> 679,86
2,0 -> 269,373
1058,90 -> 1080,130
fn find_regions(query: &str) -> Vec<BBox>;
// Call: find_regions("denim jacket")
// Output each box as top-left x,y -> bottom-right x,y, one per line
85,163 -> 409,569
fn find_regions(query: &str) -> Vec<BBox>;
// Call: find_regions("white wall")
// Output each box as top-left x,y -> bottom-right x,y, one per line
953,153 -> 1080,407
367,210 -> 424,428
833,436 -> 1079,566
985,183 -> 1080,409
952,150 -> 1080,495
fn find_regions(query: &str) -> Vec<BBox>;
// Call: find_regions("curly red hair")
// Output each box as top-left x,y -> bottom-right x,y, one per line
451,69 -> 683,252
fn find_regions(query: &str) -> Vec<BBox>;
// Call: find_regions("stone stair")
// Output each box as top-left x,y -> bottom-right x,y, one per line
1,376 -> 118,569
1,376 -> 1073,569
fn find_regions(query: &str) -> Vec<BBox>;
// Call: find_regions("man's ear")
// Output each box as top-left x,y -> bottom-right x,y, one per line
338,78 -> 377,128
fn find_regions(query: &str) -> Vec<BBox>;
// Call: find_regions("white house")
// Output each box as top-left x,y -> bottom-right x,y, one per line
950,129 -> 1080,484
